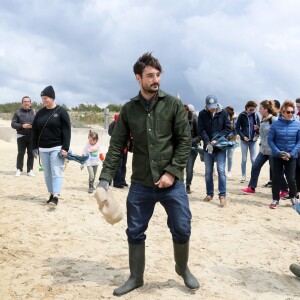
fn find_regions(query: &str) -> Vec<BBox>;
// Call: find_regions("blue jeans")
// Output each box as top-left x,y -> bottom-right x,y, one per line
126,182 -> 191,244
226,147 -> 235,173
39,150 -> 64,195
248,153 -> 288,190
240,140 -> 257,177
186,149 -> 198,185
204,150 -> 226,197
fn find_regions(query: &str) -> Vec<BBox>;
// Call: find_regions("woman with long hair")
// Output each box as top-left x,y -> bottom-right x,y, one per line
236,100 -> 260,183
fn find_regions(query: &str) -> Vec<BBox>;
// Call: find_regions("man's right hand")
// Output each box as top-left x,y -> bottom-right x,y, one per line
32,149 -> 38,159
96,179 -> 109,191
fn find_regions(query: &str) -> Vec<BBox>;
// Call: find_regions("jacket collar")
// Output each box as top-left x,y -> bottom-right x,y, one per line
278,114 -> 295,123
131,89 -> 167,101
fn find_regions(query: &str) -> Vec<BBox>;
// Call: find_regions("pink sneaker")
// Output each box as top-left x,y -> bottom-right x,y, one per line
241,187 -> 255,194
279,190 -> 289,198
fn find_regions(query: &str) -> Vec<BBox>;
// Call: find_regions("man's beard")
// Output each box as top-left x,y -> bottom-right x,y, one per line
142,83 -> 160,94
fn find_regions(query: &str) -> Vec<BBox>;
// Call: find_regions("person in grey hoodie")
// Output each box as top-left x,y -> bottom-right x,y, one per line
240,100 -> 288,195
11,96 -> 36,176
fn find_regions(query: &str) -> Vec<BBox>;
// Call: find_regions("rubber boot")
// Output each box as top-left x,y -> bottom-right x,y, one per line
113,242 -> 145,296
88,180 -> 94,193
173,242 -> 200,290
290,264 -> 300,277
186,185 -> 191,194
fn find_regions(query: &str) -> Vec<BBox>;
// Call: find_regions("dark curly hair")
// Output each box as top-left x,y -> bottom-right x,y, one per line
133,52 -> 162,77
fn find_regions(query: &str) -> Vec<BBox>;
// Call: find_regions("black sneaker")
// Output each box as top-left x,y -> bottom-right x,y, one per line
186,185 -> 192,194
47,194 -> 53,204
263,181 -> 272,188
113,183 -> 124,189
48,196 -> 58,206
122,182 -> 129,187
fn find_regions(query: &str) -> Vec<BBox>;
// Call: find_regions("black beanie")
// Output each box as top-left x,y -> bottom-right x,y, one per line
41,85 -> 55,99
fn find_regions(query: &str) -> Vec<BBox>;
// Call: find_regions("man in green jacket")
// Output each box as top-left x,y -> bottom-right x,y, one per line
97,52 -> 199,296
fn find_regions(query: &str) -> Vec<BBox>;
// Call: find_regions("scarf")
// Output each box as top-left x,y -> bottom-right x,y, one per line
86,141 -> 99,153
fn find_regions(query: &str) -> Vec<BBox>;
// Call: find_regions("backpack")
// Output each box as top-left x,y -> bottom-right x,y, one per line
108,121 -> 115,136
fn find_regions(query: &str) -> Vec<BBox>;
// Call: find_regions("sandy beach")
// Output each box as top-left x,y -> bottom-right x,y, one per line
0,119 -> 299,300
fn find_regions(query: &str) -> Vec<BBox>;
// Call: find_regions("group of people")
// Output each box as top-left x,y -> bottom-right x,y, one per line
183,97 -> 300,211
11,52 -> 300,296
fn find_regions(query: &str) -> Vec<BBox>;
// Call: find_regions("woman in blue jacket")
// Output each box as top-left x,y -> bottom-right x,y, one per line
268,100 -> 300,209
236,101 -> 260,183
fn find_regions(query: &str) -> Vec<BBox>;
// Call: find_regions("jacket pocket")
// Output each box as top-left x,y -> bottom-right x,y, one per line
157,119 -> 172,136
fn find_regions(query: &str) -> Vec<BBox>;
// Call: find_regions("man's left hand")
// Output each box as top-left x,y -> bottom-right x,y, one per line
155,172 -> 175,189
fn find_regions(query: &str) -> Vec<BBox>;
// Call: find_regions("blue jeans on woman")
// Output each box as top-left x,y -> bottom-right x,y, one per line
39,150 -> 64,195
226,147 -> 235,173
126,181 -> 191,244
240,140 -> 257,177
204,150 -> 226,197
248,153 -> 288,190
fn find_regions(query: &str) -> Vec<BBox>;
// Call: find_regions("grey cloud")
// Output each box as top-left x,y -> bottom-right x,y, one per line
0,0 -> 300,112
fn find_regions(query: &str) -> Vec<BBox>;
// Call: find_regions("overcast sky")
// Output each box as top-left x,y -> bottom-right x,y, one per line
1,0 -> 300,112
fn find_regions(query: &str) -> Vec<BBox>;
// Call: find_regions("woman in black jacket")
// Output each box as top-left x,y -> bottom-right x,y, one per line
32,86 -> 71,206
236,100 -> 260,183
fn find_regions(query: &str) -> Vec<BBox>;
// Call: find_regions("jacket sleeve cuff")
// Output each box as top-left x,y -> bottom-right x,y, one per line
99,173 -> 113,184
164,165 -> 182,180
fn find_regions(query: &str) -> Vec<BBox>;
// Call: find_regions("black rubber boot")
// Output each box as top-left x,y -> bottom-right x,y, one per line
113,242 -> 145,296
186,185 -> 191,194
173,242 -> 200,290
290,264 -> 300,277
88,181 -> 94,193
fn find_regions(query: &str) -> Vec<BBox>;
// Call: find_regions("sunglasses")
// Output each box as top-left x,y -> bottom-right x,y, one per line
284,111 -> 295,115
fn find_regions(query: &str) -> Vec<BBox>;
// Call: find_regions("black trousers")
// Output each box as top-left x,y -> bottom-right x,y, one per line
272,157 -> 297,201
113,152 -> 128,185
16,135 -> 34,172
296,157 -> 300,193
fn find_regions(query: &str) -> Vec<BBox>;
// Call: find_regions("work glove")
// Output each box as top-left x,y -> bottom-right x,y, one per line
32,149 -> 39,159
96,179 -> 109,191
278,151 -> 290,160
206,144 -> 214,154
278,151 -> 288,157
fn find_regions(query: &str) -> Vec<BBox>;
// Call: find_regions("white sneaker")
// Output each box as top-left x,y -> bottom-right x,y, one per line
15,169 -> 21,176
240,176 -> 246,183
227,172 -> 232,178
27,170 -> 36,177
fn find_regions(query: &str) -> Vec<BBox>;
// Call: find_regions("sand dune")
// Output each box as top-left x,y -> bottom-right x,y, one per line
0,120 -> 299,300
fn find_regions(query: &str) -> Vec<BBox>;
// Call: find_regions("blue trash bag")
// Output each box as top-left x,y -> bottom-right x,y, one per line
293,203 -> 300,215
212,134 -> 237,151
58,150 -> 89,165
